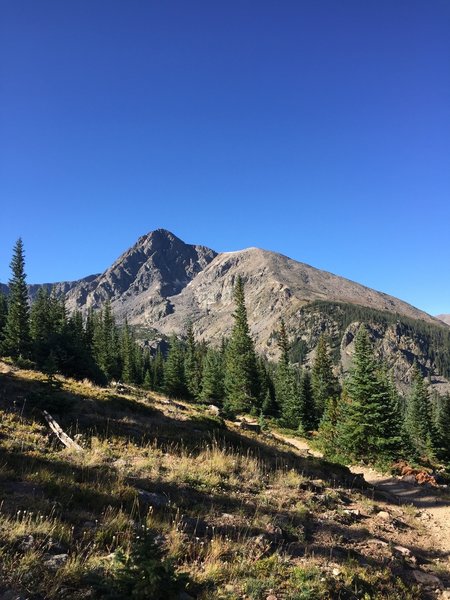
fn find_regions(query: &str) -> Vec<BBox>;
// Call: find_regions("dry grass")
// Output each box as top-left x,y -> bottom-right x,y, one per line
0,360 -> 444,599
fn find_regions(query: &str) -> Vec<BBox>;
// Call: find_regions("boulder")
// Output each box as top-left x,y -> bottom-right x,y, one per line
137,489 -> 169,508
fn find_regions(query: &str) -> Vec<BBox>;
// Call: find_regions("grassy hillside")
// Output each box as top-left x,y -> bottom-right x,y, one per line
0,362 -> 448,599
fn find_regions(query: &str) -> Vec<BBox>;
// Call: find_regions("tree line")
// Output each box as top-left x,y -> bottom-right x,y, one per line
1,238 -> 449,467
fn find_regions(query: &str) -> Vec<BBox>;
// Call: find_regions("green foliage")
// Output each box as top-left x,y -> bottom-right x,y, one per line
298,370 -> 316,432
317,395 -> 342,458
184,322 -> 202,400
0,291 -> 8,345
91,302 -> 121,382
403,364 -> 434,460
311,334 -> 340,419
336,326 -> 402,463
275,320 -> 301,428
2,238 -> 31,358
164,335 -> 187,398
99,534 -> 186,599
224,276 -> 260,414
121,320 -> 142,384
199,348 -> 224,403
433,393 -> 450,463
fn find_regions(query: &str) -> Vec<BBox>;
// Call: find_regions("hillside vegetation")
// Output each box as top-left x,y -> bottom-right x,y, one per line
1,361 -> 449,599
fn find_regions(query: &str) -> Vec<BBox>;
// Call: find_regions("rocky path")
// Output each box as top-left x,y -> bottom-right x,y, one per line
348,463 -> 450,555
273,431 -> 450,558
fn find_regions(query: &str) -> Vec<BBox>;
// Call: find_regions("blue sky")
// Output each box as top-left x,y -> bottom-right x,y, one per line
1,1 -> 449,314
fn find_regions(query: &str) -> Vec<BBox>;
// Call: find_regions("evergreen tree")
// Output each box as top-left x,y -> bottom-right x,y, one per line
275,320 -> 300,427
2,239 -> 31,358
224,277 -> 259,414
184,323 -> 202,399
199,348 -> 224,403
91,302 -> 120,382
121,320 -> 137,383
0,292 -> 7,345
164,335 -> 187,398
298,370 -> 316,432
337,326 -> 401,463
63,310 -> 99,381
403,364 -> 433,460
312,334 -> 339,419
317,394 -> 343,457
257,356 -> 277,416
152,348 -> 165,391
433,392 -> 450,462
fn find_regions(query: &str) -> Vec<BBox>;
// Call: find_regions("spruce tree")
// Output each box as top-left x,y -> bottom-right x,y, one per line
3,239 -> 31,358
164,335 -> 187,398
433,392 -> 450,462
275,320 -> 300,427
318,394 -> 343,457
337,326 -> 401,463
224,277 -> 259,414
0,292 -> 7,345
121,320 -> 137,383
257,356 -> 277,416
312,334 -> 339,419
403,364 -> 433,460
199,348 -> 224,404
91,302 -> 120,382
184,323 -> 202,400
152,348 -> 165,391
298,370 -> 316,432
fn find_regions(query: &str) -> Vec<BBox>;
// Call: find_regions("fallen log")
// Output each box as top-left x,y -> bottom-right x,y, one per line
42,410 -> 83,452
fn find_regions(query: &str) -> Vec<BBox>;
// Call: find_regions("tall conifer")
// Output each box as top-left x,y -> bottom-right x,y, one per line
164,335 -> 187,398
3,239 -> 31,357
403,364 -> 433,460
337,326 -> 401,462
224,277 -> 259,414
312,334 -> 339,419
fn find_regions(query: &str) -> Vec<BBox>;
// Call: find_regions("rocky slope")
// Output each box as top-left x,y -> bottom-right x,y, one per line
436,314 -> 450,326
60,229 -> 217,322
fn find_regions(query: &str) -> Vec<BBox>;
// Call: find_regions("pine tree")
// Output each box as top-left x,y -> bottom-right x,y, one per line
91,302 -> 120,382
312,334 -> 339,419
224,277 -> 259,414
0,292 -> 7,345
317,394 -> 343,457
337,326 -> 401,463
275,320 -> 300,427
433,392 -> 450,462
2,239 -> 31,358
152,348 -> 165,391
298,370 -> 316,432
199,348 -> 224,404
121,320 -> 137,383
63,310 -> 98,381
184,323 -> 201,400
403,364 -> 433,460
257,356 -> 277,416
164,335 -> 187,398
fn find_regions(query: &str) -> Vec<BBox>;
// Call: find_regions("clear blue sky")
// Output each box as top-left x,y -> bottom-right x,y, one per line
1,1 -> 449,314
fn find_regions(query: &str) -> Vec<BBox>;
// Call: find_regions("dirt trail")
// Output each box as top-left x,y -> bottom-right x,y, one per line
273,431 -> 450,557
349,463 -> 450,555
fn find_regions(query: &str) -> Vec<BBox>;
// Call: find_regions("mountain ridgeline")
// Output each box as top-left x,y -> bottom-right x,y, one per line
3,228 -> 450,387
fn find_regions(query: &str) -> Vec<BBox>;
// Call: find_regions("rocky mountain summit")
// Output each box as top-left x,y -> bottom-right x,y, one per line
4,229 -> 450,386
58,229 -> 217,323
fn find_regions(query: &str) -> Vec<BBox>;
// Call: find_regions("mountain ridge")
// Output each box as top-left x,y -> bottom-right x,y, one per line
2,229 -> 450,385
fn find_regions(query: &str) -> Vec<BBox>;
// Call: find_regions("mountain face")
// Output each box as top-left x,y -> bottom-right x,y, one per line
61,229 -> 217,322
3,229 -> 449,387
436,314 -> 450,326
